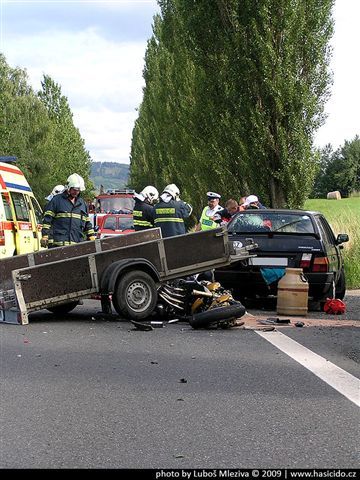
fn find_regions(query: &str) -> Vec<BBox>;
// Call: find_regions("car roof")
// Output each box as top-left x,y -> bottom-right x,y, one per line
234,209 -> 321,215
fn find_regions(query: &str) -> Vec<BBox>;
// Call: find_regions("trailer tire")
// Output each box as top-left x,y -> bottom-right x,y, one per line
47,301 -> 79,315
189,303 -> 245,329
112,270 -> 157,320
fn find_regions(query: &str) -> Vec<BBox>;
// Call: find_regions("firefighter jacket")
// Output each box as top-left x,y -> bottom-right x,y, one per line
154,199 -> 192,238
133,198 -> 155,231
42,191 -> 95,246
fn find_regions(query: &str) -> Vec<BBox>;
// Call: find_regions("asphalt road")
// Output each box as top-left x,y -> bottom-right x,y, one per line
0,299 -> 359,470
245,290 -> 360,321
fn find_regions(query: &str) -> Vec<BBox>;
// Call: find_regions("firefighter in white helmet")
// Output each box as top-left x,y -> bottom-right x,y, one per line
41,173 -> 95,248
133,185 -> 159,231
154,183 -> 192,238
45,184 -> 65,202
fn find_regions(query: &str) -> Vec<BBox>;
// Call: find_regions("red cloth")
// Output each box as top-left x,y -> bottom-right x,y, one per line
323,298 -> 346,315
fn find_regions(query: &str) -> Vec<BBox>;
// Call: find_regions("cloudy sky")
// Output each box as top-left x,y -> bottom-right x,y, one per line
0,0 -> 359,164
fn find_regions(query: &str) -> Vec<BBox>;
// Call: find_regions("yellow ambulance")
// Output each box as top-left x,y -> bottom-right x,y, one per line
0,157 -> 43,259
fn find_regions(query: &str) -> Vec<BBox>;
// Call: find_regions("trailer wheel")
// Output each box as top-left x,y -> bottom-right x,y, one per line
112,270 -> 157,320
47,301 -> 79,315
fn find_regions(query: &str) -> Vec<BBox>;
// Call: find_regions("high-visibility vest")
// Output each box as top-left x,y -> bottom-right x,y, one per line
199,206 -> 219,230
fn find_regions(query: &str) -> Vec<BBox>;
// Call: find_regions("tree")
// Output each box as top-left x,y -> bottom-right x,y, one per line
0,55 -> 93,205
0,54 -> 54,201
313,136 -> 360,197
130,0 -> 335,215
38,75 -> 93,201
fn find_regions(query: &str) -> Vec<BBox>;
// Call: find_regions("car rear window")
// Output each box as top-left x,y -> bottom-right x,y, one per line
228,212 -> 315,234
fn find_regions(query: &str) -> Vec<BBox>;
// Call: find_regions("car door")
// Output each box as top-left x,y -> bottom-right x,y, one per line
9,191 -> 34,254
28,196 -> 43,251
315,215 -> 341,275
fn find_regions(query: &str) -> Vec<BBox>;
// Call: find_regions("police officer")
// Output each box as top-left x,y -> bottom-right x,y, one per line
133,185 -> 159,231
41,173 -> 95,248
154,184 -> 192,238
196,192 -> 223,231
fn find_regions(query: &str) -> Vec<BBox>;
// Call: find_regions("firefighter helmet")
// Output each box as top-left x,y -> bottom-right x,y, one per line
140,185 -> 159,204
163,183 -> 180,200
66,173 -> 85,191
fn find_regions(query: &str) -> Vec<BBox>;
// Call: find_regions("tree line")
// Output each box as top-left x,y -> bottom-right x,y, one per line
0,54 -> 92,206
312,136 -> 360,198
130,0 -> 335,217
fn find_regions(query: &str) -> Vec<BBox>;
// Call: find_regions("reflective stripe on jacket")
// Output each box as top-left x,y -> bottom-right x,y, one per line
133,198 -> 155,230
154,199 -> 191,238
42,191 -> 94,245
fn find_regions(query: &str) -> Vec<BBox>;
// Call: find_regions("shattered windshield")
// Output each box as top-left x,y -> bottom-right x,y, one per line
228,213 -> 315,234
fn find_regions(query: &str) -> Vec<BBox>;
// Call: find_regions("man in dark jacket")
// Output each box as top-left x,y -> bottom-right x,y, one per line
133,185 -> 159,231
154,184 -> 192,238
41,173 -> 95,248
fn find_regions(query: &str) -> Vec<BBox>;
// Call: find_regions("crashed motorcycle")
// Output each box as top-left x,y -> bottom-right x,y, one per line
156,277 -> 246,329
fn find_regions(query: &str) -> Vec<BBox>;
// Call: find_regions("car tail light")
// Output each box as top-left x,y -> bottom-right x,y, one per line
300,253 -> 312,270
0,227 -> 5,246
312,256 -> 329,272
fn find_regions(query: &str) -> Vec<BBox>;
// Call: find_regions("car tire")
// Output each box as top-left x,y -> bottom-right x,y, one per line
47,301 -> 79,315
112,270 -> 158,320
335,269 -> 346,300
188,303 -> 245,329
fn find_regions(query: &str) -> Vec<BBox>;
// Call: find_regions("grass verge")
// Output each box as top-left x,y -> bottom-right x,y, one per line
304,198 -> 360,289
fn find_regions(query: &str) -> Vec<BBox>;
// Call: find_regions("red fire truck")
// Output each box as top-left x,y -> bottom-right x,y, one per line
89,188 -> 135,231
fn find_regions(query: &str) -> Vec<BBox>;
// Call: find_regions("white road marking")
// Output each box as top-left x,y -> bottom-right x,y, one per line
256,330 -> 360,407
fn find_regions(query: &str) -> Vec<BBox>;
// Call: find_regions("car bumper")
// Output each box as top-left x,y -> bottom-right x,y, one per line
215,269 -> 334,301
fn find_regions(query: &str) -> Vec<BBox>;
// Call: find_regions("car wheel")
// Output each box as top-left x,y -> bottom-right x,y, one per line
335,269 -> 346,300
112,270 -> 158,320
47,301 -> 79,315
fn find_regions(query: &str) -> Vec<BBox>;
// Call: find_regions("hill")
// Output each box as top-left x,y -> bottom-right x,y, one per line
90,162 -> 130,192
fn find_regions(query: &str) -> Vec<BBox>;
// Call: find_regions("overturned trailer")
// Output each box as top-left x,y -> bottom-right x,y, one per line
0,227 -> 255,325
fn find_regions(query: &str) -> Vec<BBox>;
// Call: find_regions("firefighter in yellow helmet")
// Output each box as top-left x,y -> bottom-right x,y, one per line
41,173 -> 95,248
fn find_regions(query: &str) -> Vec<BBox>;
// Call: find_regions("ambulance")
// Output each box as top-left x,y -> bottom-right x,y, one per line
0,157 -> 43,259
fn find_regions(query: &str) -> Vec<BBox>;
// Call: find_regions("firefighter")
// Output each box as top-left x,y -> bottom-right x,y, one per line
133,185 -> 159,231
44,184 -> 65,202
154,184 -> 192,238
41,173 -> 95,248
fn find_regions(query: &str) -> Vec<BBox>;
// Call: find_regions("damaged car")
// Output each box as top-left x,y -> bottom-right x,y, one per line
214,209 -> 349,304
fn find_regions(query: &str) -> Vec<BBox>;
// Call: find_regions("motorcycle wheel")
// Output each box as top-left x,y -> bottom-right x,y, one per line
189,303 -> 245,329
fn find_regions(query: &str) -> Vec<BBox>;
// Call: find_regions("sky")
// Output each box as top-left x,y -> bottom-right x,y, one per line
0,0 -> 359,165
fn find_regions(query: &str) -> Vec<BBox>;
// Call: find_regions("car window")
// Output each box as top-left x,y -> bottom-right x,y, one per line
103,217 -> 116,230
1,193 -> 13,220
228,212 -> 315,234
97,197 -> 134,214
317,216 -> 335,245
118,218 -> 134,230
29,197 -> 43,224
10,192 -> 30,222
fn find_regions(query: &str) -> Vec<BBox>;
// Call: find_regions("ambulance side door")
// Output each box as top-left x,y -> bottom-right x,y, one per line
9,191 -> 34,254
28,196 -> 43,251
0,192 -> 16,258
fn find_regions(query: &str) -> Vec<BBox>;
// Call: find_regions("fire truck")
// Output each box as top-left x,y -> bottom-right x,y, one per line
90,188 -> 135,231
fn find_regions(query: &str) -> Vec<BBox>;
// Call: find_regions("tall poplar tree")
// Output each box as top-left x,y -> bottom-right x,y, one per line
130,0 -> 334,214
